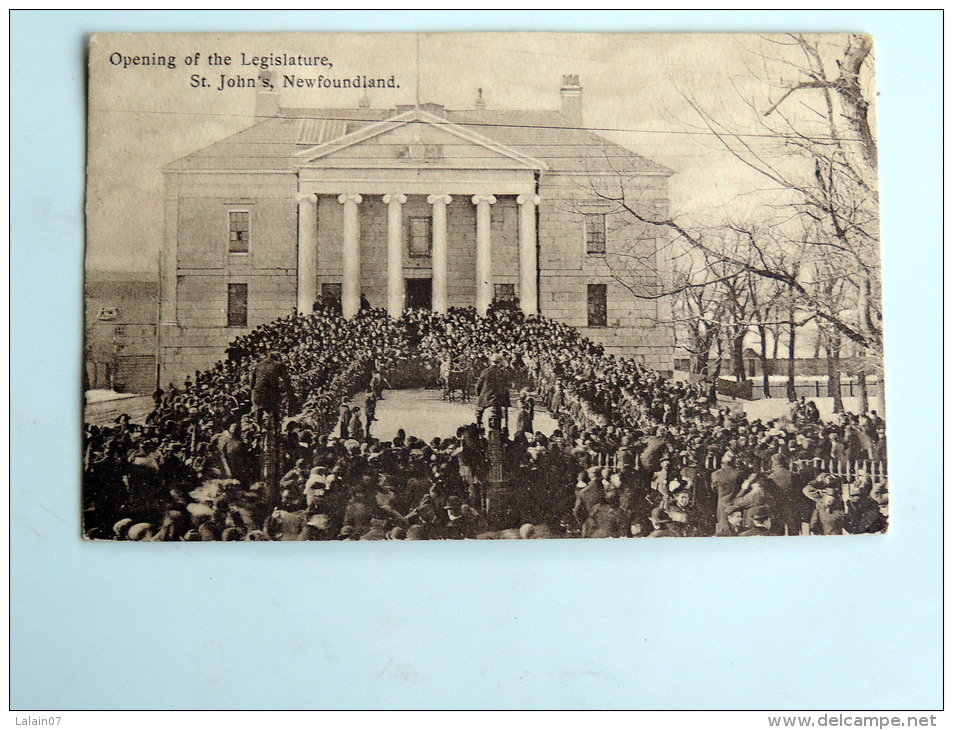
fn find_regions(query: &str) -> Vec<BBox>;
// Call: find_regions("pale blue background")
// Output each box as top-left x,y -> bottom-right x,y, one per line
10,10 -> 942,710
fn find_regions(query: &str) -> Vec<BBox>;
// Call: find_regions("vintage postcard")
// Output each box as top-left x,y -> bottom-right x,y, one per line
84,32 -> 886,541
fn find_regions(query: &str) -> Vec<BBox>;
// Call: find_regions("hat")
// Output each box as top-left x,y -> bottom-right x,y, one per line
405,525 -> 426,540
649,506 -> 671,526
749,505 -> 773,523
489,353 -> 505,364
305,473 -> 327,491
307,514 -> 331,530
127,523 -> 154,541
112,518 -> 134,538
186,502 -> 213,519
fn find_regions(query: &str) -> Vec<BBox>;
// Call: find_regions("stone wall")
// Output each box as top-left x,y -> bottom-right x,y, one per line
536,171 -> 675,370
162,172 -> 298,385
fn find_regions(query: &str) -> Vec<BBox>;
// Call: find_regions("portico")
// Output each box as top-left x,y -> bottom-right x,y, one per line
293,108 -> 546,318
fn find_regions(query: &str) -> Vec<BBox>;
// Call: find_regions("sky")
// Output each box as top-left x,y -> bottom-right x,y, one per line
85,32 -> 875,277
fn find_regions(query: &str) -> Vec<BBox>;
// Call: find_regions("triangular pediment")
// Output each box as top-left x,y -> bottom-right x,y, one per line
295,108 -> 548,171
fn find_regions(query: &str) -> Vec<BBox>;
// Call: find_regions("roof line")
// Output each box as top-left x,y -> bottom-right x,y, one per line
294,107 -> 549,171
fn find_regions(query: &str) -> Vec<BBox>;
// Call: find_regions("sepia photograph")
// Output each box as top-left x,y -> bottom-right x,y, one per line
12,8 -> 943,714
83,32 -> 888,542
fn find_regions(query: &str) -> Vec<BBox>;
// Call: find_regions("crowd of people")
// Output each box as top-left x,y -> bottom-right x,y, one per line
83,304 -> 888,541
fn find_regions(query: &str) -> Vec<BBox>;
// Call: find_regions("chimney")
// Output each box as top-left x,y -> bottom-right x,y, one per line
358,91 -> 370,109
560,74 -> 583,126
474,87 -> 486,109
255,70 -> 280,118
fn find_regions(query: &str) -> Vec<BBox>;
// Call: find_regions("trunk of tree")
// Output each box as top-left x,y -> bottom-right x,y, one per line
691,347 -> 706,376
712,333 -> 724,379
731,328 -> 747,383
695,344 -> 709,376
771,325 -> 781,361
758,324 -> 771,397
857,370 -> 869,414
691,323 -> 713,376
787,308 -> 797,401
826,335 -> 844,413
686,323 -> 700,375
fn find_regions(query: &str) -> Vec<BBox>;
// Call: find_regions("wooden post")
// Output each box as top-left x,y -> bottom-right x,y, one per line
486,407 -> 509,528
260,410 -> 280,510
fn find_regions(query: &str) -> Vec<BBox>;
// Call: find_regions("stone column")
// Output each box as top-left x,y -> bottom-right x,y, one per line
382,194 -> 407,318
296,192 -> 318,314
516,194 -> 540,316
428,194 -> 452,313
471,194 -> 496,316
338,193 -> 363,318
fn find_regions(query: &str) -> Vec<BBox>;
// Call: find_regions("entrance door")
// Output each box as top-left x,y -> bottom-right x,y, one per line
406,278 -> 432,310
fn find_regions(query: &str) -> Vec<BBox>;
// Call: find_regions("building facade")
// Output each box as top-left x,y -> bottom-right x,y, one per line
159,76 -> 676,385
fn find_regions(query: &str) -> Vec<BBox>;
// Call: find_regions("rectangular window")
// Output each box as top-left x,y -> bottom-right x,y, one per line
321,282 -> 342,301
227,283 -> 248,327
494,283 -> 516,301
587,283 -> 607,327
408,217 -> 431,258
585,214 -> 607,255
229,211 -> 250,254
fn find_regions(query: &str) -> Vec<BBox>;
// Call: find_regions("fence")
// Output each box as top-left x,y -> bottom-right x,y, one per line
749,379 -> 881,401
791,458 -> 888,483
700,452 -> 886,481
584,452 -> 886,486
717,377 -> 881,401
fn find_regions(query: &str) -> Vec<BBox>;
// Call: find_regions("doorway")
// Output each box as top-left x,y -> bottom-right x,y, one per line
405,278 -> 432,310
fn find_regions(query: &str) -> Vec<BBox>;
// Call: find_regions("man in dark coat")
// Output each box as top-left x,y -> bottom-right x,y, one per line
250,352 -> 292,423
639,427 -> 670,474
768,458 -> 808,536
215,422 -> 255,486
803,476 -> 847,535
475,353 -> 510,428
844,479 -> 887,534
711,452 -> 743,535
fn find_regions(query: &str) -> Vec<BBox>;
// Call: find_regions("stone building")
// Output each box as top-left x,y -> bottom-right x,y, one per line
159,76 -> 675,385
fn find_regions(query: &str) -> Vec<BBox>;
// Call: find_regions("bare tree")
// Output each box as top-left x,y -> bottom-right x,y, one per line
681,33 -> 882,356
573,34 -> 883,412
746,262 -> 786,397
673,272 -> 723,376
